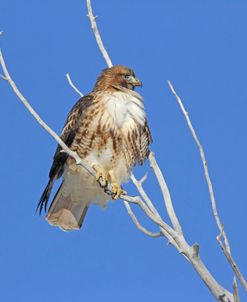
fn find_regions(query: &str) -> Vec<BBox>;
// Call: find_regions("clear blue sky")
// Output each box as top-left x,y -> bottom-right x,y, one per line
0,1 -> 246,301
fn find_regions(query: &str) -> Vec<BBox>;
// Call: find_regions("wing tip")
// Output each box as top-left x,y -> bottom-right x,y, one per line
36,180 -> 53,215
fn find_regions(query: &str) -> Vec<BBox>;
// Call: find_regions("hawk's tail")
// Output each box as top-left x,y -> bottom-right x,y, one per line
46,183 -> 89,231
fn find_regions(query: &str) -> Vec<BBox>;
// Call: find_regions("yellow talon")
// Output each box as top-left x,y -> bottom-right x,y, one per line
92,164 -> 108,187
111,182 -> 127,200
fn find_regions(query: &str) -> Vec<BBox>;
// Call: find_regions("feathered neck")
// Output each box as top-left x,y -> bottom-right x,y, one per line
111,85 -> 142,101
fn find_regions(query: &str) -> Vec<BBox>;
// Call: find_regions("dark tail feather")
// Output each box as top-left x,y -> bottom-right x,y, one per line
36,179 -> 54,215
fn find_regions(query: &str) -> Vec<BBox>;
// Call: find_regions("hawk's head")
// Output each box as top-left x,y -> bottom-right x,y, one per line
93,65 -> 142,92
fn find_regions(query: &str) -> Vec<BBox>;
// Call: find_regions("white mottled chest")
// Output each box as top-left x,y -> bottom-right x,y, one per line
103,91 -> 146,128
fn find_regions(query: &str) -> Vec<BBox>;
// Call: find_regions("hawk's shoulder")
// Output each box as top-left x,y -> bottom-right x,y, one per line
49,94 -> 94,180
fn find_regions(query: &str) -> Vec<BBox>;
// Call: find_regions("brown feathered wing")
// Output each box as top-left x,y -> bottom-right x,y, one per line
37,94 -> 94,231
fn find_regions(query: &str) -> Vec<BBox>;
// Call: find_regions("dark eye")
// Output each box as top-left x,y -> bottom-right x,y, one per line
124,74 -> 131,79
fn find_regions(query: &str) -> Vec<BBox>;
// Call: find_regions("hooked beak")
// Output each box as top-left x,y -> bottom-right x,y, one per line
128,75 -> 142,87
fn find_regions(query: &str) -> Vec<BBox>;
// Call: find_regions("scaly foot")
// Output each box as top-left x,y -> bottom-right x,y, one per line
111,182 -> 127,200
92,164 -> 108,187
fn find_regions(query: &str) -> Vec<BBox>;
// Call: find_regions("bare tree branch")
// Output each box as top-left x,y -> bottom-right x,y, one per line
130,173 -> 184,248
0,74 -> 7,80
132,190 -> 234,300
217,228 -> 247,291
86,0 -> 113,67
130,173 -> 180,248
167,80 -> 230,247
233,277 -> 240,302
149,152 -> 183,235
123,201 -> 162,238
167,80 -> 247,291
66,73 -> 84,97
131,173 -> 160,216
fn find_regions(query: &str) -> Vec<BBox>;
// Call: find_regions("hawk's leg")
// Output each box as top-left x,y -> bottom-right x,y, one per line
108,170 -> 127,200
92,163 -> 109,187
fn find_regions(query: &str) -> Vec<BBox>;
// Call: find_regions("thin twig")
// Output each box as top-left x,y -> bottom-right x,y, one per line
123,196 -> 177,240
86,0 -> 113,67
123,201 -> 162,238
233,277 -> 240,302
167,80 -> 247,291
130,173 -> 179,248
66,73 -> 84,97
131,173 -> 160,216
149,152 -> 183,235
217,230 -> 247,291
167,80 -> 229,247
139,172 -> 148,185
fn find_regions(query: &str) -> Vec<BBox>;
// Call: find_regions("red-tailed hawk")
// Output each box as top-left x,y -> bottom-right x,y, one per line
37,65 -> 152,231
